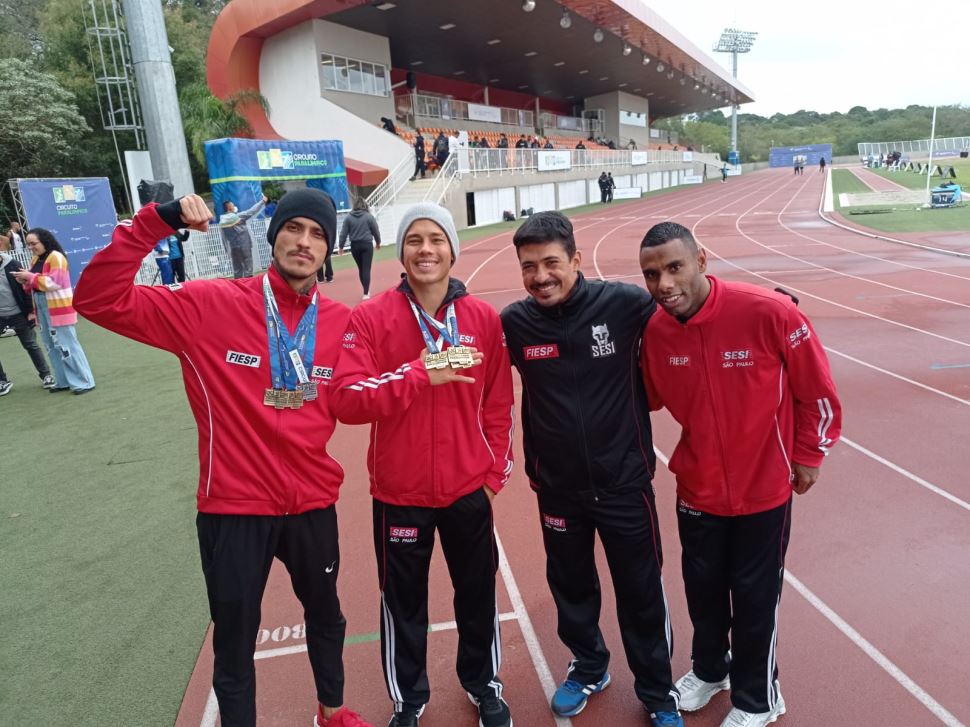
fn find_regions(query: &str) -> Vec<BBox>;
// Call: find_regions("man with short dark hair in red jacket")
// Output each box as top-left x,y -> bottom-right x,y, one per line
74,190 -> 369,727
331,203 -> 515,727
637,221 -> 841,727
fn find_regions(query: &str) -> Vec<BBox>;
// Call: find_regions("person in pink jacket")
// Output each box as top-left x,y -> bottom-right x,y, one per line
11,228 -> 95,393
638,221 -> 841,727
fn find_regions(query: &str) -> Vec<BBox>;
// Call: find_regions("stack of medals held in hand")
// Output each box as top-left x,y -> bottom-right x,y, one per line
408,297 -> 474,370
262,274 -> 318,410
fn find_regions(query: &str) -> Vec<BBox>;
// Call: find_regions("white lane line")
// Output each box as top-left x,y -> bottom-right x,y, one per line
784,573 -> 966,727
201,689 -> 219,727
652,447 -> 965,727
841,436 -> 970,513
824,347 -> 970,407
495,530 -> 572,727
199,613 -> 522,725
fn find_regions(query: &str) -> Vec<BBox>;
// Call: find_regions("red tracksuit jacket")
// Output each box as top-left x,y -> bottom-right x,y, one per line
74,204 -> 350,516
641,276 -> 842,516
330,279 -> 515,508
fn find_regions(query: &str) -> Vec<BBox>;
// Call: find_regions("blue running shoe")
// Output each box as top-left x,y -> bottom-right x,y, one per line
650,711 -> 685,727
550,673 -> 611,717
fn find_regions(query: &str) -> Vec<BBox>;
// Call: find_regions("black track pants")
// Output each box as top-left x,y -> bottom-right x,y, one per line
197,508 -> 346,727
373,489 -> 501,713
538,486 -> 679,712
350,242 -> 374,295
677,498 -> 792,714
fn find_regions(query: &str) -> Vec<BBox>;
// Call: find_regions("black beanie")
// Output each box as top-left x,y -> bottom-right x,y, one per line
266,188 -> 337,248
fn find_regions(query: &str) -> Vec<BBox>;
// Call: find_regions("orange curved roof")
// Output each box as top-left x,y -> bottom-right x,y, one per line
206,0 -> 385,186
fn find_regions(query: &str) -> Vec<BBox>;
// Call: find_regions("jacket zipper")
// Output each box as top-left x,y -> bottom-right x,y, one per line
563,315 -> 598,500
698,326 -> 731,511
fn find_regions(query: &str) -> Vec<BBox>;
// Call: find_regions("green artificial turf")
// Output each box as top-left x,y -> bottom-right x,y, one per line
0,320 -> 209,725
831,167 -> 970,234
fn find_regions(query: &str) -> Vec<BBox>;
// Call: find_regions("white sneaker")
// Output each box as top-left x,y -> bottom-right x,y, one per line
719,686 -> 785,727
675,670 -> 730,711
0,326 -> 15,337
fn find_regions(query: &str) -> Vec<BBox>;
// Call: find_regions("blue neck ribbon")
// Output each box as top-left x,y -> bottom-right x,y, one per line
263,274 -> 318,391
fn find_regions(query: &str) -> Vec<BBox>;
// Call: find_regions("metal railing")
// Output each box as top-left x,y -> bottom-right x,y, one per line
858,136 -> 970,158
365,150 -> 416,214
537,112 -> 605,136
448,148 -> 711,177
396,93 -> 535,129
422,152 -> 459,204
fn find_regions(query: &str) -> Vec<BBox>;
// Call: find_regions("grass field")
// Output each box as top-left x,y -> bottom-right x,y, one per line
0,192 -> 659,725
831,165 -> 969,234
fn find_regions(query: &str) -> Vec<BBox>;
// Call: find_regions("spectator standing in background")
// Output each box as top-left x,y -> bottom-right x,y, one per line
411,130 -> 426,181
219,196 -> 267,279
338,198 -> 381,300
11,228 -> 95,394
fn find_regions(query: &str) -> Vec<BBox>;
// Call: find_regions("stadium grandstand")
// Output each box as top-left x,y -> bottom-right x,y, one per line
206,0 -> 754,235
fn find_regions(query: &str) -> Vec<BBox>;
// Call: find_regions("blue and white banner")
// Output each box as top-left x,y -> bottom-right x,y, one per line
205,138 -> 351,216
18,177 -> 117,285
769,144 -> 832,168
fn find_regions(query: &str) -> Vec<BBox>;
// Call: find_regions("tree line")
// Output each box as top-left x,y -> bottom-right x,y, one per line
654,105 -> 969,162
1,0 -> 967,221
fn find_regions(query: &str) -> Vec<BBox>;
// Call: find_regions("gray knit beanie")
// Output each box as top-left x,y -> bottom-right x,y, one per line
395,203 -> 460,262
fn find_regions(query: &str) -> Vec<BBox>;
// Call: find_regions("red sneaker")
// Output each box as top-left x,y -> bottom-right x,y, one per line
314,705 -> 373,727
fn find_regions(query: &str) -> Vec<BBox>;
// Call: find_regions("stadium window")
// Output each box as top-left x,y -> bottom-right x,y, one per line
320,55 -> 336,90
375,65 -> 388,95
361,62 -> 376,95
347,60 -> 363,92
320,53 -> 390,97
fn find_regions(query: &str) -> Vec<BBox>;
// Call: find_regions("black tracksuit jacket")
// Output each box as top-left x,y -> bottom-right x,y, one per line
501,274 -> 657,500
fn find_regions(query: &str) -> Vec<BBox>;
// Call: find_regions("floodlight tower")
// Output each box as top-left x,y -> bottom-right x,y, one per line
713,28 -> 757,161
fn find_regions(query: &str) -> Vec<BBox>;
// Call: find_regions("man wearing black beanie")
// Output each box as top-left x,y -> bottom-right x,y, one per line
75,190 -> 371,727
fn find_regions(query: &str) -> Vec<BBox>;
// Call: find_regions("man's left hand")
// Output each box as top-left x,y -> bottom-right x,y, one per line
791,463 -> 820,495
482,486 -> 495,502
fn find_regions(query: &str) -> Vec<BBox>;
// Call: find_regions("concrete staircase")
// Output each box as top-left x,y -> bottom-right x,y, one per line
395,176 -> 437,205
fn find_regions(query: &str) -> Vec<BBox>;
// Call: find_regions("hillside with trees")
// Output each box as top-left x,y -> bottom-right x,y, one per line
654,105 -> 970,162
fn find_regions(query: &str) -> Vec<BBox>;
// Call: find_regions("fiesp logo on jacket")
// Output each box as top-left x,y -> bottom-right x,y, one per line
524,344 -> 559,360
389,526 -> 418,543
591,324 -> 615,358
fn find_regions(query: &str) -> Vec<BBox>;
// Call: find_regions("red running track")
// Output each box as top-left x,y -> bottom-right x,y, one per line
176,168 -> 970,727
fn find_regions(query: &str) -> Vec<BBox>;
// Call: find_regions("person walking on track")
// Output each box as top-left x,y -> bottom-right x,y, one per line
337,197 -> 381,300
638,221 -> 842,727
74,190 -> 371,727
500,211 -> 684,727
331,203 -> 515,727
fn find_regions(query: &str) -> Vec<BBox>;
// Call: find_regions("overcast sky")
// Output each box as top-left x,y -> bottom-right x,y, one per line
644,0 -> 970,116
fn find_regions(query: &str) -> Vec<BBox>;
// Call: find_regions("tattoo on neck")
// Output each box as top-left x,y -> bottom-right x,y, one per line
298,281 -> 315,295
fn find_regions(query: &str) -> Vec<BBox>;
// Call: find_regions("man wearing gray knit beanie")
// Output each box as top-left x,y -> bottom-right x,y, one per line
332,203 -> 515,727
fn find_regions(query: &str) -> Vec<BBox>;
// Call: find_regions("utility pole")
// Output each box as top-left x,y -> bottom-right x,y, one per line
123,0 -> 194,196
713,28 -> 757,162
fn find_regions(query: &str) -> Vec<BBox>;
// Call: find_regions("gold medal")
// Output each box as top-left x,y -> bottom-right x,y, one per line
447,345 -> 475,369
264,388 -> 305,409
425,351 -> 450,369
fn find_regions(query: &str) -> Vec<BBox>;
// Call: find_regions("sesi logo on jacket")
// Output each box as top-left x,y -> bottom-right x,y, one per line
591,323 -> 616,358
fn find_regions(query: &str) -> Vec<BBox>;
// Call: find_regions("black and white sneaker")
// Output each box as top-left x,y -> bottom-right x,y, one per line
0,326 -> 15,338
0,380 -> 12,396
469,692 -> 512,727
42,374 -> 56,389
386,704 -> 424,727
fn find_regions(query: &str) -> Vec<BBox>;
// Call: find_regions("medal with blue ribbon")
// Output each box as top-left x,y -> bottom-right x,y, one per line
262,274 -> 318,409
407,298 -> 474,369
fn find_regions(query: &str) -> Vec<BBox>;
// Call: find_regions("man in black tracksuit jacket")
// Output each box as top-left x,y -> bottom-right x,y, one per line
500,211 -> 681,723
